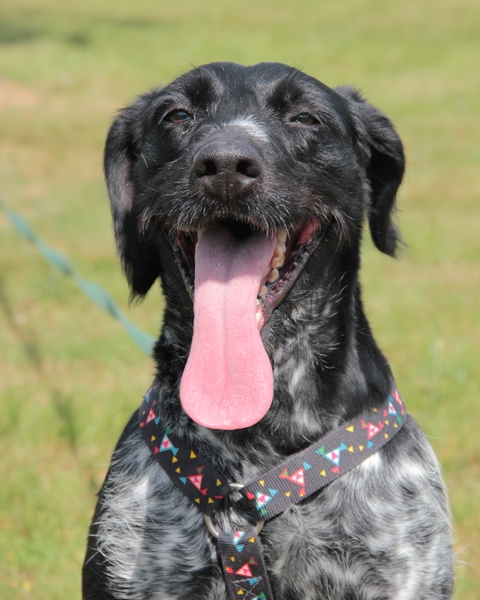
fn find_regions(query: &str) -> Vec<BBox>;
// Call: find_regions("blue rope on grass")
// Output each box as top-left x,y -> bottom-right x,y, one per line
0,200 -> 155,356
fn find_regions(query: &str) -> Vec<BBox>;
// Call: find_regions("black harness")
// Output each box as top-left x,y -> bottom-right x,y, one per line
139,383 -> 406,599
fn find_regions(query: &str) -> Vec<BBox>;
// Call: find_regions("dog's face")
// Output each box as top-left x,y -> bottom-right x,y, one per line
105,62 -> 404,430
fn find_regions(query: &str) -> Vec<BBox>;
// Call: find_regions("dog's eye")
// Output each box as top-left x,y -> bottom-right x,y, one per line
292,113 -> 318,125
165,109 -> 193,123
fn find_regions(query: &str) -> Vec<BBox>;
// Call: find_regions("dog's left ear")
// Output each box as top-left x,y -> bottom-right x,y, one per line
336,87 -> 405,256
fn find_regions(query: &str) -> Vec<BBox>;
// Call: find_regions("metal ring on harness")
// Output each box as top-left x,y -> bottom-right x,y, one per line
203,482 -> 264,538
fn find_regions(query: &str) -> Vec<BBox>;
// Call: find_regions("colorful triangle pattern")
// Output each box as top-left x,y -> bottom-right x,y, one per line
159,433 -> 179,455
146,408 -> 156,423
255,489 -> 278,510
231,576 -> 265,598
361,419 -> 384,440
324,442 -> 348,466
280,467 -> 305,486
235,562 -> 253,577
391,388 -> 405,412
187,473 -> 208,496
279,465 -> 314,496
385,401 -> 398,417
232,531 -> 246,553
238,387 -> 407,522
139,382 -> 231,516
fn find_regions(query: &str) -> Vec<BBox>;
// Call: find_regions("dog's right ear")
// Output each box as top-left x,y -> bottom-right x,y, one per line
104,93 -> 161,298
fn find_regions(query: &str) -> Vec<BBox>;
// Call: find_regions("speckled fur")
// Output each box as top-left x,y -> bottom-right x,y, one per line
83,63 -> 454,599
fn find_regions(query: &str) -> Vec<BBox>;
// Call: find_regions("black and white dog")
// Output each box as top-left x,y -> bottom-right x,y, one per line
83,62 -> 454,599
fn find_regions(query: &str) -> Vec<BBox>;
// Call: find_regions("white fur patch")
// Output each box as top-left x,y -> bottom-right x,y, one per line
288,361 -> 306,396
222,116 -> 269,141
360,451 -> 382,472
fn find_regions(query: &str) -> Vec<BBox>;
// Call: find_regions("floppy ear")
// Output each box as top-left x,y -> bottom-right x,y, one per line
336,87 -> 405,256
104,93 -> 161,297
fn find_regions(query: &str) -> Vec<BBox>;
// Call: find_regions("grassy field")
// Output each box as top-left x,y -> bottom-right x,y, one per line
0,0 -> 479,597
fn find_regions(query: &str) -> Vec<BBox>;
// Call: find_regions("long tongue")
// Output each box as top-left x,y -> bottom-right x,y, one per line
180,225 -> 277,429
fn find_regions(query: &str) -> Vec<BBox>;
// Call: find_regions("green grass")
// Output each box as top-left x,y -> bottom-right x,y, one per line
1,0 -> 479,597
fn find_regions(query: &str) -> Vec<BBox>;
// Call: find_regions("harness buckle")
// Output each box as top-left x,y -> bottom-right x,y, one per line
203,482 -> 264,538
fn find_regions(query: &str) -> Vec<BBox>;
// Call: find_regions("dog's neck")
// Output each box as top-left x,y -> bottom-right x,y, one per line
153,249 -> 393,472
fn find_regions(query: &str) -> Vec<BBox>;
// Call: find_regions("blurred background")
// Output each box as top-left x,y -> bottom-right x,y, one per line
0,0 -> 479,597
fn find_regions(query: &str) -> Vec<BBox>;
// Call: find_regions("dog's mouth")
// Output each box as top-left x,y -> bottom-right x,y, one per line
171,218 -> 321,431
173,218 -> 321,328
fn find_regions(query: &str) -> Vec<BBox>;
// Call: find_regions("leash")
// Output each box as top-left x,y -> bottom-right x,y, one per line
139,384 -> 406,599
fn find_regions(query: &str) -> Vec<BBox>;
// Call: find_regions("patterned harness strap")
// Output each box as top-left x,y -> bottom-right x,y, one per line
139,385 -> 406,600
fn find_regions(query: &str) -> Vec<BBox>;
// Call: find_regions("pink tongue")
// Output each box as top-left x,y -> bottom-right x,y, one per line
180,226 -> 276,430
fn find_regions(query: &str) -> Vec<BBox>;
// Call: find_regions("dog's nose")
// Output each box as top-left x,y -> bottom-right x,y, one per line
192,141 -> 262,202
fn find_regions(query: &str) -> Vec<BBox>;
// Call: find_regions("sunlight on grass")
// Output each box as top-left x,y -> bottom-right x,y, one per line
1,0 -> 479,597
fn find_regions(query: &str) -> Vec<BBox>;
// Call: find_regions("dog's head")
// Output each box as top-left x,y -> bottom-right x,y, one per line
105,62 -> 404,430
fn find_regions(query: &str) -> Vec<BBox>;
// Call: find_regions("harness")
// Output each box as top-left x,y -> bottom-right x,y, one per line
139,383 -> 406,599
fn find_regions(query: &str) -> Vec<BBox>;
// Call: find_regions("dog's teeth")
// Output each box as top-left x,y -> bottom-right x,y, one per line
256,298 -> 260,306
277,230 -> 287,243
259,285 -> 269,298
271,256 -> 284,269
268,269 -> 279,283
256,312 -> 262,326
271,243 -> 286,269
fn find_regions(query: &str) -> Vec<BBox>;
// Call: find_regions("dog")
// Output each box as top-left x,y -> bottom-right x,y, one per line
82,62 -> 454,599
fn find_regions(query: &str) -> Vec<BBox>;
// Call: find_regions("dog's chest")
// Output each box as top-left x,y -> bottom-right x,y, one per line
93,419 -> 451,600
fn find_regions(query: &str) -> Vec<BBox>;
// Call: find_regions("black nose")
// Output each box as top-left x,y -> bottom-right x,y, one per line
192,141 -> 263,203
